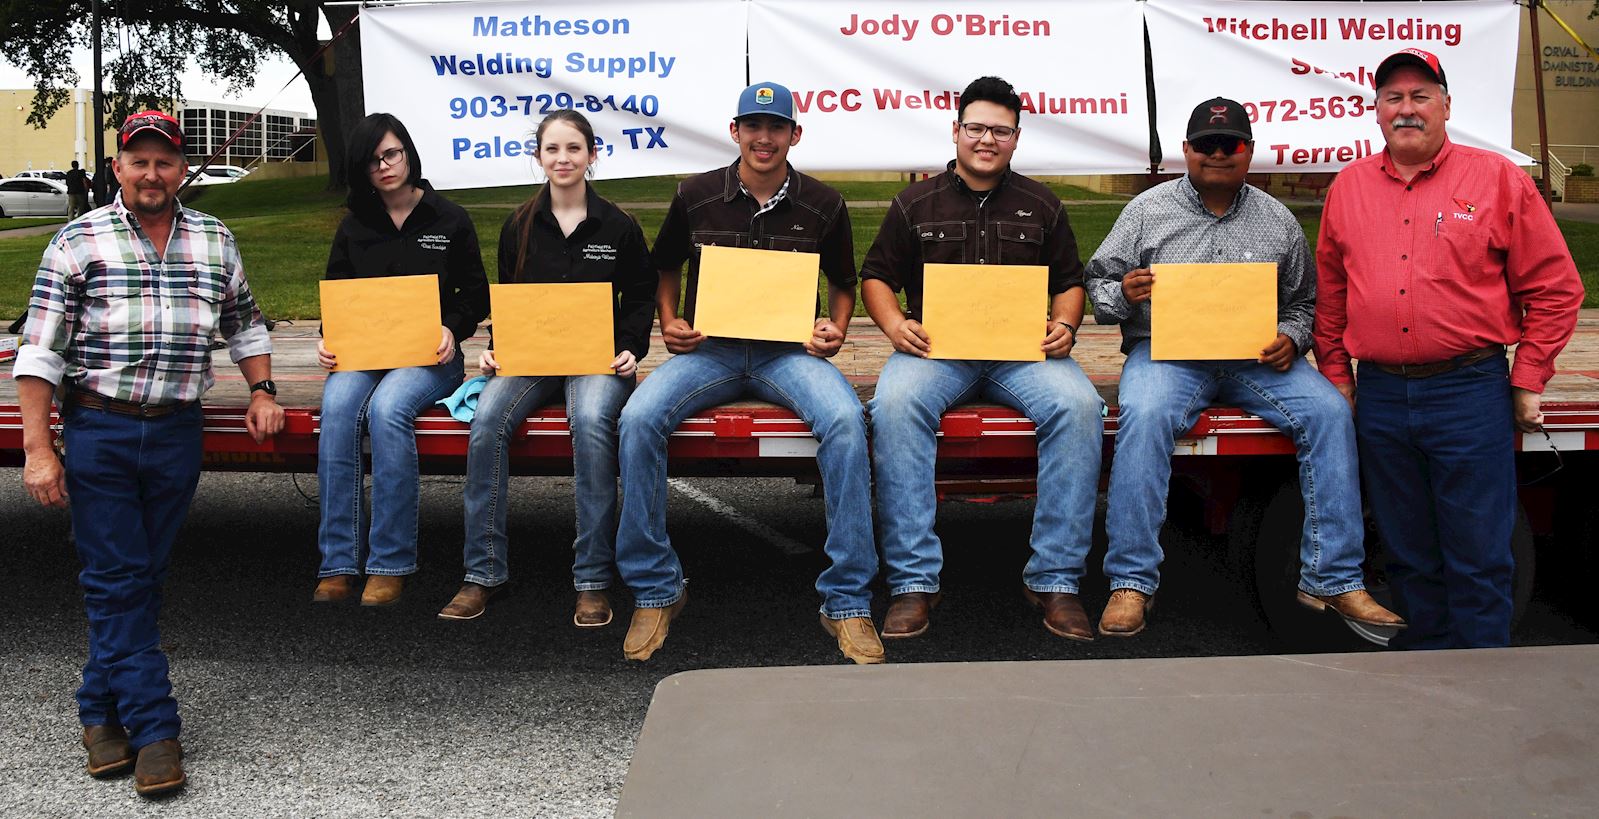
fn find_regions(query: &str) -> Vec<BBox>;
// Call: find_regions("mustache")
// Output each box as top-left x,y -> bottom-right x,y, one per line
1391,116 -> 1425,130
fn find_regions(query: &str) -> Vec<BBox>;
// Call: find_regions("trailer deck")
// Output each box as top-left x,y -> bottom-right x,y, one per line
3,313 -> 1598,471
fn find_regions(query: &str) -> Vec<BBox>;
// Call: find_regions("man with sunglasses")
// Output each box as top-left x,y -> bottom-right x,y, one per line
1087,97 -> 1403,638
862,75 -> 1103,642
13,110 -> 283,796
1315,50 -> 1583,649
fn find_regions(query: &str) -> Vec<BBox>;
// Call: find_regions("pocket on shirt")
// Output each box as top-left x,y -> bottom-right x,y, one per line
176,267 -> 228,338
914,221 -> 967,264
765,235 -> 819,253
1435,223 -> 1490,280
690,230 -> 750,251
994,221 -> 1044,264
186,267 -> 229,303
85,279 -> 136,302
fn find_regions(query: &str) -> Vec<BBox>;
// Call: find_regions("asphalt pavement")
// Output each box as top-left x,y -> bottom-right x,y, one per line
1,469 -> 1595,817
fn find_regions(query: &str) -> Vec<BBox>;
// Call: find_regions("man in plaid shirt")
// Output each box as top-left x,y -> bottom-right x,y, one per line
12,111 -> 284,796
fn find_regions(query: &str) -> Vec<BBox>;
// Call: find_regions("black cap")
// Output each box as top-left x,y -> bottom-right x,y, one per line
1374,48 -> 1448,91
1186,97 -> 1252,141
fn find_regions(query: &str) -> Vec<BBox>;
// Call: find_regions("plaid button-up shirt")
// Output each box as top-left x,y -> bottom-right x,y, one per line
13,193 -> 272,404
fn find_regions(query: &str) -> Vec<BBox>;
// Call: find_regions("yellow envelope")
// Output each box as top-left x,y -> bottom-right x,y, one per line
1150,263 -> 1278,360
693,245 -> 818,344
922,263 -> 1047,361
319,274 -> 441,371
489,282 -> 615,376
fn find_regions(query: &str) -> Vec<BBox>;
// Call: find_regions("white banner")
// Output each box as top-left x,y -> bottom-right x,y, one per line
360,0 -> 748,189
1146,0 -> 1529,173
748,0 -> 1150,174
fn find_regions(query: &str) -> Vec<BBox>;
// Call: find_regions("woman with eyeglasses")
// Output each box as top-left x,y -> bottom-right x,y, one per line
312,112 -> 489,606
437,110 -> 655,625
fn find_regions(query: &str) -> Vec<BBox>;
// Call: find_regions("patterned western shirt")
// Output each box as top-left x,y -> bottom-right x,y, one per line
1086,176 -> 1316,356
13,193 -> 272,404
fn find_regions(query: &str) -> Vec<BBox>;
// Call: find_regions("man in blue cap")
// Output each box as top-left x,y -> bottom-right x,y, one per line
613,82 -> 883,664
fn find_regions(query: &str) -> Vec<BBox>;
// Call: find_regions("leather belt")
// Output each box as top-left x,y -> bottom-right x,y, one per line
71,390 -> 194,419
1370,345 -> 1504,379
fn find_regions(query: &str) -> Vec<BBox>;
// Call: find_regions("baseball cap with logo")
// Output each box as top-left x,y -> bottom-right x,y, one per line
735,81 -> 796,124
118,110 -> 184,150
1374,48 -> 1448,91
1185,97 -> 1252,141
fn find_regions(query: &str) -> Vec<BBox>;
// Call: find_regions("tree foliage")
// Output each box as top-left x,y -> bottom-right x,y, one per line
0,1 -> 362,188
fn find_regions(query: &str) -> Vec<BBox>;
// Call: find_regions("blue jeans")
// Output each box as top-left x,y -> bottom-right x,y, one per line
1355,355 -> 1517,649
317,359 -> 464,577
615,339 -> 877,619
1104,342 -> 1367,597
64,401 -> 203,750
461,372 -> 634,589
869,352 -> 1104,595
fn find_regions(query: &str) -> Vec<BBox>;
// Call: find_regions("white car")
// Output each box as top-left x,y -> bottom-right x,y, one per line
14,169 -> 69,183
0,177 -> 69,217
185,164 -> 251,186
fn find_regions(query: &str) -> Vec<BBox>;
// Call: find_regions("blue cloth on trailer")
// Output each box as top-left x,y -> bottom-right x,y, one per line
437,375 -> 489,423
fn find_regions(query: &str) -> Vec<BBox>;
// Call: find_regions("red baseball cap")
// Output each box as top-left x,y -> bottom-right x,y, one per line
1375,49 -> 1448,90
118,110 -> 184,150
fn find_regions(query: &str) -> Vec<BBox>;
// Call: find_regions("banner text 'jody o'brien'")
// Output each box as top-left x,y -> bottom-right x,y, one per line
748,1 -> 1150,176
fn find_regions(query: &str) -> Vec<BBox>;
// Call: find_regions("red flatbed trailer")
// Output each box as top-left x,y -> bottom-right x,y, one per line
5,315 -> 1597,644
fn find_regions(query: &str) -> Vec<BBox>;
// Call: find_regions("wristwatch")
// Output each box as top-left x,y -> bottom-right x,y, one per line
249,379 -> 278,397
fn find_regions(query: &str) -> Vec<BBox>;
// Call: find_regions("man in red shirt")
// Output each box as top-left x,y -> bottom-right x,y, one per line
1314,49 -> 1584,648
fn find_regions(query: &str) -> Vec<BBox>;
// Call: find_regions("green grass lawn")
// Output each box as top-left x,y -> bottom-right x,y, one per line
0,217 -> 68,232
3,174 -> 1596,321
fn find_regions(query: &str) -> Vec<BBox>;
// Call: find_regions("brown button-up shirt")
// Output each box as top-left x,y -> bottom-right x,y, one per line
860,162 -> 1084,321
650,160 -> 854,325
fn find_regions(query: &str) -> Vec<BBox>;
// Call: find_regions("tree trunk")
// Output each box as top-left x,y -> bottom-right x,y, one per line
323,4 -> 364,192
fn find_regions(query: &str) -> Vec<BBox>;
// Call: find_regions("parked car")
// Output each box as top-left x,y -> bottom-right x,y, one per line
185,164 -> 251,186
0,177 -> 70,217
14,169 -> 69,183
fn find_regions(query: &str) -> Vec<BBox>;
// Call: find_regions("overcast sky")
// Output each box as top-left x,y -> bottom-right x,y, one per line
1,47 -> 319,118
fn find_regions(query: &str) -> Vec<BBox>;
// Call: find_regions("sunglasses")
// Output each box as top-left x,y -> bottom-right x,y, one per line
118,114 -> 183,147
1190,135 -> 1250,156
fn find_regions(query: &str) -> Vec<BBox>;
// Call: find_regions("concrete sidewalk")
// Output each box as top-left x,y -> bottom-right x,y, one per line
1555,201 -> 1599,224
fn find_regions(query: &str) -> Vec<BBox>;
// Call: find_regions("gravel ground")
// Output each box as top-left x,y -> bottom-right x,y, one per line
1,469 -> 1594,817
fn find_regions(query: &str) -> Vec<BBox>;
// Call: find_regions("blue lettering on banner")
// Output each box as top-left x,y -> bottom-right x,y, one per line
472,16 -> 631,37
565,52 -> 676,79
451,133 -> 625,160
452,136 -> 540,161
430,53 -> 555,78
449,93 -> 660,119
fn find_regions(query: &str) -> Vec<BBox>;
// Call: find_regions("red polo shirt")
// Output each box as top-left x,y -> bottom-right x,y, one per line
1314,138 -> 1584,393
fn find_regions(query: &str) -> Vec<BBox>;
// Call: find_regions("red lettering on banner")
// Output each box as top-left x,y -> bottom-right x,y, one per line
1290,59 -> 1378,89
1270,139 -> 1374,165
793,89 -> 863,114
1200,17 -> 1462,48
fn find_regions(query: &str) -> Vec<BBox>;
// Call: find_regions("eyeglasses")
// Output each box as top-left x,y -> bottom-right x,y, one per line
1190,136 -> 1250,156
367,147 -> 406,172
959,122 -> 1018,142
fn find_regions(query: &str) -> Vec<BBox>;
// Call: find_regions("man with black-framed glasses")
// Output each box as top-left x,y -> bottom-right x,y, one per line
861,75 -> 1103,642
1087,97 -> 1403,638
